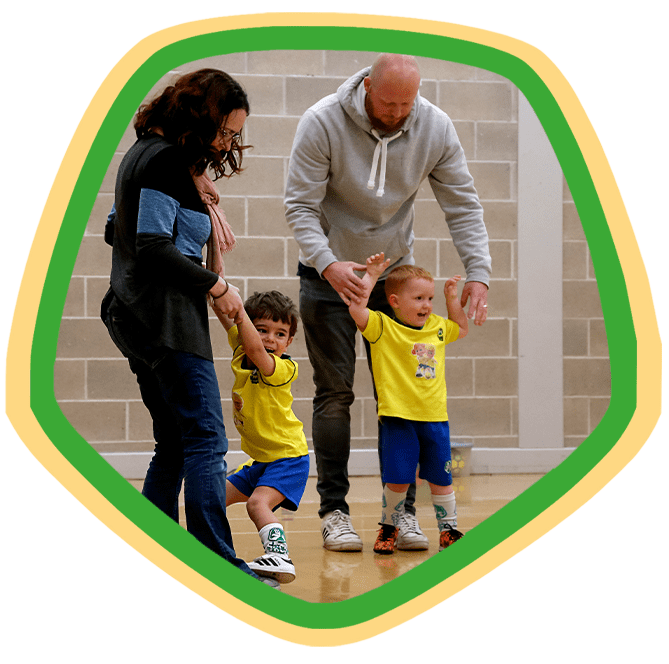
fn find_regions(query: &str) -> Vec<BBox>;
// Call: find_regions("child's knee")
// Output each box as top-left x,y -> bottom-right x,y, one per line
386,482 -> 410,493
225,480 -> 243,506
428,482 -> 454,495
246,492 -> 261,513
246,490 -> 271,517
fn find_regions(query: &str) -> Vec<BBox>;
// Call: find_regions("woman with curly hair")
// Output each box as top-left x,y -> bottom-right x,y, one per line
101,68 -> 268,584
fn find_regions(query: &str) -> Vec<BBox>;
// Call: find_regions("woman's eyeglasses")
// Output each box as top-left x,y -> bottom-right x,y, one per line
218,128 -> 241,143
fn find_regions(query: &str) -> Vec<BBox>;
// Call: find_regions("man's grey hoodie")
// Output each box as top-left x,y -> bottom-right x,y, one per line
284,66 -> 491,285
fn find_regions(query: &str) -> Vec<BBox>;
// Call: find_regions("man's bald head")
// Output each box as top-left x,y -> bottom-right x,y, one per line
364,54 -> 421,133
368,53 -> 421,88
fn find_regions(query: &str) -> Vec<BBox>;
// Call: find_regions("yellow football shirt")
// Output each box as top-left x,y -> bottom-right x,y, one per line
361,311 -> 459,422
228,327 -> 308,463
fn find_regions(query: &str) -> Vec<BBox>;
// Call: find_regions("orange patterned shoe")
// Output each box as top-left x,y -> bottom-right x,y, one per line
439,524 -> 464,551
374,523 -> 399,555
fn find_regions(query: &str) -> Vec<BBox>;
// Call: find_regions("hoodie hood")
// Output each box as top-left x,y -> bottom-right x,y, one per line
336,67 -> 421,135
336,67 -> 421,197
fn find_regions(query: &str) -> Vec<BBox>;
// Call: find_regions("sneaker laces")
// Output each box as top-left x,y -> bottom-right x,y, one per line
401,512 -> 421,533
329,510 -> 356,536
440,522 -> 464,543
335,510 -> 353,533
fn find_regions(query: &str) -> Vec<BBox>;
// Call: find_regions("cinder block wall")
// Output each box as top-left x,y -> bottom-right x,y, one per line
55,50 -> 610,471
562,180 -> 611,446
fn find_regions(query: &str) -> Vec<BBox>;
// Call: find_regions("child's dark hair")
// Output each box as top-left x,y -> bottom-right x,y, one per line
244,291 -> 299,338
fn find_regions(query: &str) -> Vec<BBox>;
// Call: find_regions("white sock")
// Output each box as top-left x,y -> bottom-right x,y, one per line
258,522 -> 289,556
432,492 -> 457,530
382,486 -> 406,528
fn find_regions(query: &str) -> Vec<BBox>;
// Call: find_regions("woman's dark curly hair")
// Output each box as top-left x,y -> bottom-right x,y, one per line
134,68 -> 250,179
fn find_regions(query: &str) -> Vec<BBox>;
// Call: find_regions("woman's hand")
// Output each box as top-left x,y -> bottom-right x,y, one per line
210,278 -> 244,324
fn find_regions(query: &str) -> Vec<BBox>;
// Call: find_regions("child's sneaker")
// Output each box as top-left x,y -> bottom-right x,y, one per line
397,512 -> 429,550
438,523 -> 464,551
321,510 -> 363,551
374,523 -> 399,555
248,553 -> 296,584
257,576 -> 282,590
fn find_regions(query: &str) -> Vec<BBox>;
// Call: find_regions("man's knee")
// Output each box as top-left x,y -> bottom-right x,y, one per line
314,393 -> 355,418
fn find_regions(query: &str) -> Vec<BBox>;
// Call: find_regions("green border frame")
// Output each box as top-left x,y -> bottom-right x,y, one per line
30,26 -> 634,629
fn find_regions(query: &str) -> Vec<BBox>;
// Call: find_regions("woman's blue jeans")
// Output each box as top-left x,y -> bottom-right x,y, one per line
104,295 -> 255,576
299,273 -> 417,518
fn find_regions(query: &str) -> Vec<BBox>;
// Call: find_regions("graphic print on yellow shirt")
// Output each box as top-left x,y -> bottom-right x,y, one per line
412,342 -> 437,379
228,327 -> 308,463
362,311 -> 459,422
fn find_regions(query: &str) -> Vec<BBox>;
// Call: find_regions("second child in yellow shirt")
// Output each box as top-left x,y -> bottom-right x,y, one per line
345,253 -> 468,554
213,291 -> 309,584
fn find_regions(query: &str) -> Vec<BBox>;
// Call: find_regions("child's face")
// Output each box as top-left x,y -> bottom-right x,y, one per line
252,318 -> 294,356
390,277 -> 434,327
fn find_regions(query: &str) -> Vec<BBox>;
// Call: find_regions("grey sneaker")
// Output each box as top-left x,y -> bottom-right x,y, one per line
248,553 -> 296,584
321,510 -> 363,551
257,575 -> 281,590
397,512 -> 429,551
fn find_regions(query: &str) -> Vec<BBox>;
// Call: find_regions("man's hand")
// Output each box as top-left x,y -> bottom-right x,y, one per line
460,281 -> 488,326
322,261 -> 368,305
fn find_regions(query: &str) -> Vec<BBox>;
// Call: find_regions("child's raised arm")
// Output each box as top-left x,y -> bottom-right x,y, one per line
236,314 -> 277,376
348,253 -> 390,331
211,299 -> 236,331
444,275 -> 469,339
211,300 -> 276,376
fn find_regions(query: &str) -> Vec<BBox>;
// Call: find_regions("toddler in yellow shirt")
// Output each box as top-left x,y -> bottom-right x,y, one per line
344,254 -> 468,554
214,291 -> 309,583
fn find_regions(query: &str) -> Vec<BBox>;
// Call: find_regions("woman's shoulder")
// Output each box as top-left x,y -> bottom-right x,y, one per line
142,137 -> 183,166
126,134 -> 169,157
130,138 -> 191,190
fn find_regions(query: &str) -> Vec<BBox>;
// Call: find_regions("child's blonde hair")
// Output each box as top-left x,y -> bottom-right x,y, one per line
384,265 -> 434,301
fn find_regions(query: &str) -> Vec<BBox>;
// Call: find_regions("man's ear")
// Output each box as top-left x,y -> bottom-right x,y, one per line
387,293 -> 399,309
363,76 -> 371,93
285,336 -> 295,348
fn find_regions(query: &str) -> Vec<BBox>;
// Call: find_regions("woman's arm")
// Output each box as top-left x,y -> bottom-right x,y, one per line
134,146 -> 223,292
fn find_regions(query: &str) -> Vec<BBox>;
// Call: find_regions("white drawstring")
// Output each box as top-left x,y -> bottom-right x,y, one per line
367,129 -> 403,197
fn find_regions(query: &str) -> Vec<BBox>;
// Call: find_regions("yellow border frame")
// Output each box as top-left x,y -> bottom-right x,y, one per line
6,13 -> 661,646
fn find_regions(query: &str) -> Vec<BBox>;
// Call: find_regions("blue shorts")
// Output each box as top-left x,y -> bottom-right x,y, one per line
227,455 -> 310,512
379,417 -> 452,487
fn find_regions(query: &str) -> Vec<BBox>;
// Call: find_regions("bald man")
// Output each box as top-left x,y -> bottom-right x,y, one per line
285,53 -> 491,552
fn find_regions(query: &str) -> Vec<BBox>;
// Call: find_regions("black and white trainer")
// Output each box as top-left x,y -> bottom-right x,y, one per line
248,553 -> 296,584
321,509 -> 363,551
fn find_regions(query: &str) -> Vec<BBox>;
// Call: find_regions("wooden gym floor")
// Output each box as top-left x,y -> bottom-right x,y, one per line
129,473 -> 543,603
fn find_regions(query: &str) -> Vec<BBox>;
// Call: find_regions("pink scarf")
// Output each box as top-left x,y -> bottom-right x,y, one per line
191,170 -> 237,277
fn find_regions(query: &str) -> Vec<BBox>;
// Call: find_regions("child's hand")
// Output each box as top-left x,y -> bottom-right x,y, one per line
444,275 -> 462,299
365,252 -> 391,280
